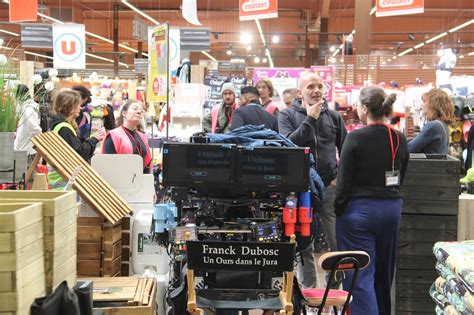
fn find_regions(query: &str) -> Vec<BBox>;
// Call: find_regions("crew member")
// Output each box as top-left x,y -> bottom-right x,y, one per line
231,86 -> 278,132
202,82 -> 239,134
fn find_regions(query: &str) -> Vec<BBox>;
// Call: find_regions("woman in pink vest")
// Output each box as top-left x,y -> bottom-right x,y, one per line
255,78 -> 280,116
102,100 -> 153,173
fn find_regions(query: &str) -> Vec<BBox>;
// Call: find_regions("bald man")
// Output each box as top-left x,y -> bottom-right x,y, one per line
278,73 -> 347,288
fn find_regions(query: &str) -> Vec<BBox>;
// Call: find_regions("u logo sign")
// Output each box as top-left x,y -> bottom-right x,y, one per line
61,41 -> 76,55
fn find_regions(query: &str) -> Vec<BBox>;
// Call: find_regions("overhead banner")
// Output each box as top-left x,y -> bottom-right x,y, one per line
53,24 -> 86,69
180,28 -> 210,52
9,0 -> 37,22
148,24 -> 169,103
376,0 -> 424,17
21,24 -> 53,48
239,0 -> 278,21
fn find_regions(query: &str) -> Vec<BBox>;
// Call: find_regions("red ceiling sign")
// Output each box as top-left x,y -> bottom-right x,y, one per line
376,0 -> 424,17
239,0 -> 278,21
9,0 -> 38,22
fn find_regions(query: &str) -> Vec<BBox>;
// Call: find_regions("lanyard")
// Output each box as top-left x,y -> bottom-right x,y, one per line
369,123 -> 400,171
122,126 -> 143,157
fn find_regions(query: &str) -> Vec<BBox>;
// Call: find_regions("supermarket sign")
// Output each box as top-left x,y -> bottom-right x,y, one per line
239,0 -> 278,21
376,0 -> 424,17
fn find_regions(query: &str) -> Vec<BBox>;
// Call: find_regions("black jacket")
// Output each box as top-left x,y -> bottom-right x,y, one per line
278,99 -> 347,186
230,102 -> 279,132
50,115 -> 99,162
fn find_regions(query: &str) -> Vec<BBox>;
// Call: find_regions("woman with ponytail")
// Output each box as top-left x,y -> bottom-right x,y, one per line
50,90 -> 105,162
334,86 -> 409,315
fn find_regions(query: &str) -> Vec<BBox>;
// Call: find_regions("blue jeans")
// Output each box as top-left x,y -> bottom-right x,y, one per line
336,198 -> 402,315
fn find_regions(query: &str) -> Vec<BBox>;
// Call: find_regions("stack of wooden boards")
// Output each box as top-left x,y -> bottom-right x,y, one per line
88,276 -> 157,315
31,132 -> 133,225
0,191 -> 78,298
0,203 -> 45,315
397,156 -> 460,314
77,204 -> 123,277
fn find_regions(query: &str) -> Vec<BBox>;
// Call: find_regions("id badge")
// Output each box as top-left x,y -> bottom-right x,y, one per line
385,170 -> 400,187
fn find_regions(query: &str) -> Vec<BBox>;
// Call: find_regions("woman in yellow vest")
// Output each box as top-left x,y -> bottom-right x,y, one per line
50,90 -> 105,162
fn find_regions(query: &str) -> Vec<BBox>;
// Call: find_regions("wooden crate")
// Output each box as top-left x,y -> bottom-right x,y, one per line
458,194 -> 474,241
0,191 -> 78,294
77,216 -> 122,277
396,156 -> 460,314
85,277 -> 157,315
0,203 -> 46,313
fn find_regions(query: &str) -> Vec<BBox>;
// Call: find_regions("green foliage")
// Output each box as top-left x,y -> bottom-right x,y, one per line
0,57 -> 19,132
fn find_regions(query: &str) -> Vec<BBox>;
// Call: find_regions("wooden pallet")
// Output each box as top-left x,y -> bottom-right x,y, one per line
85,277 -> 157,315
31,132 -> 133,224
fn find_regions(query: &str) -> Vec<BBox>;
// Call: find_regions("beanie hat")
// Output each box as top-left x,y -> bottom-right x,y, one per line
221,82 -> 237,96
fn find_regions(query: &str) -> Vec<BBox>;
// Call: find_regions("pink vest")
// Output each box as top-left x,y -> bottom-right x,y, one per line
263,101 -> 279,115
102,127 -> 153,172
210,102 -> 239,133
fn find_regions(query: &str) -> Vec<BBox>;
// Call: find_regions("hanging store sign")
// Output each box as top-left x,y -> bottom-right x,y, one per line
53,24 -> 86,70
148,24 -> 169,102
239,0 -> 278,21
132,17 -> 149,42
180,28 -> 210,52
9,0 -> 38,22
376,0 -> 424,17
134,58 -> 148,75
21,24 -> 53,48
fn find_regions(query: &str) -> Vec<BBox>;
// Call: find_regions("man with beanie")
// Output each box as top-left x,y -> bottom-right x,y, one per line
231,86 -> 278,132
278,73 -> 347,288
202,82 -> 239,134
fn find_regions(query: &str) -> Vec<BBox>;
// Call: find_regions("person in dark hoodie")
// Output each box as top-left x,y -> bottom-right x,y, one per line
50,90 -> 105,162
278,73 -> 347,288
230,86 -> 278,132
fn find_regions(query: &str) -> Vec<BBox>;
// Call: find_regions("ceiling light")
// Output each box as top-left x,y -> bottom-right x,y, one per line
369,6 -> 376,15
329,46 -> 336,52
255,19 -> 274,68
24,51 -> 54,60
262,57 -> 268,63
201,51 -> 216,61
241,32 -> 252,44
254,56 -> 260,63
86,53 -> 128,67
459,55 -> 465,59
449,19 -> 474,33
437,49 -> 444,57
0,29 -> 19,36
425,32 -> 448,44
468,52 -> 474,56
226,49 -> 232,56
392,56 -> 397,60
121,0 -> 160,26
414,43 -> 425,49
388,58 -> 392,62
271,35 -> 280,44
398,48 -> 413,57
246,45 -> 252,51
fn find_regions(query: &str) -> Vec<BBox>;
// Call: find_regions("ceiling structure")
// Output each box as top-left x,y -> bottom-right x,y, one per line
0,0 -> 473,70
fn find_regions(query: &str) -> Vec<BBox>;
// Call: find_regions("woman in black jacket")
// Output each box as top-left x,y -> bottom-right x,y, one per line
334,86 -> 409,315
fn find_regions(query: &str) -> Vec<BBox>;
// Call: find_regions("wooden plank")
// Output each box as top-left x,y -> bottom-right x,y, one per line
397,242 -> 437,256
396,283 -> 432,298
0,257 -> 45,292
77,225 -> 103,243
0,203 -> 43,232
142,278 -> 154,306
0,233 -> 13,253
43,205 -> 77,235
93,306 -> 154,315
399,228 -> 456,243
401,186 -> 459,202
396,270 -> 437,285
78,216 -> 104,226
458,194 -> 474,241
403,199 -> 458,215
403,173 -> 459,187
45,240 -> 77,270
396,255 -> 436,270
104,223 -> 122,245
77,260 -> 102,277
400,214 -> 457,230
77,243 -> 102,260
133,278 -> 145,305
0,272 -> 45,312
103,255 -> 122,276
405,157 -> 460,174
0,191 -> 76,217
104,240 -> 122,260
0,239 -> 44,272
44,223 -> 77,253
47,255 -> 77,292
